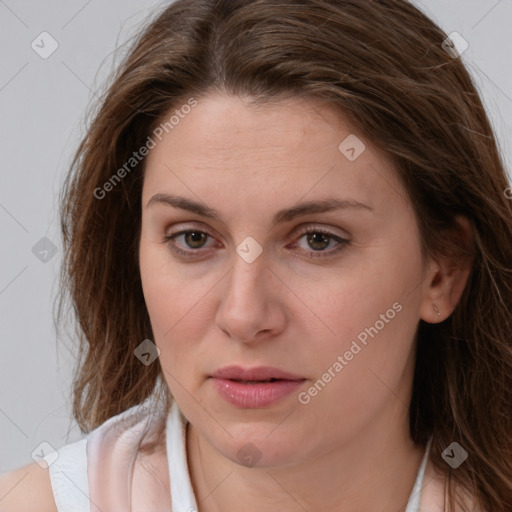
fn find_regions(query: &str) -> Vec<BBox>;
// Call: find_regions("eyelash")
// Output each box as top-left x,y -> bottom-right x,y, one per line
161,226 -> 350,259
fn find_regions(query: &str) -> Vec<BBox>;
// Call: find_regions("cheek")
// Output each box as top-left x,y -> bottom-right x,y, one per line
139,237 -> 183,346
139,240 -> 171,327
301,247 -> 421,406
139,236 -> 214,363
299,307 -> 417,445
305,261 -> 408,352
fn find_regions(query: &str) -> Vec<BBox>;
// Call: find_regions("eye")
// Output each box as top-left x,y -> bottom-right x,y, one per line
289,227 -> 350,258
162,228 -> 218,257
162,225 -> 350,259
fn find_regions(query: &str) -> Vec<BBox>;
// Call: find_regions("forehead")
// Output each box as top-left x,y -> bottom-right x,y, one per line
142,93 -> 406,216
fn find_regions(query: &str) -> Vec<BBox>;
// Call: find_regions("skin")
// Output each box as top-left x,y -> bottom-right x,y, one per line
0,92 -> 471,511
0,463 -> 57,512
138,92 -> 472,512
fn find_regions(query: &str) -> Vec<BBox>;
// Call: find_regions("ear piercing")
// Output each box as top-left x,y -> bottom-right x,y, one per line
433,304 -> 441,316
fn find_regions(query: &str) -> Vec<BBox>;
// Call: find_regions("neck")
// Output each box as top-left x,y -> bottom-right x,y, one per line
186,399 -> 425,512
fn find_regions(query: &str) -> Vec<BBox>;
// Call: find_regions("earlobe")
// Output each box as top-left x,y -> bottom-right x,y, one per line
420,259 -> 472,323
419,262 -> 446,324
419,216 -> 474,324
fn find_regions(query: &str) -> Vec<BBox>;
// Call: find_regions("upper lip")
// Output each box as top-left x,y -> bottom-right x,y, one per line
211,365 -> 305,381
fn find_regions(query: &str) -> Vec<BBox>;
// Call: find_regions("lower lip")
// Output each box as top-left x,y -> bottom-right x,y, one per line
211,378 -> 305,408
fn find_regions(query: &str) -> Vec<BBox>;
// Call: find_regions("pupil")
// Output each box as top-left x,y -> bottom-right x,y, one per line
308,233 -> 329,250
186,232 -> 206,248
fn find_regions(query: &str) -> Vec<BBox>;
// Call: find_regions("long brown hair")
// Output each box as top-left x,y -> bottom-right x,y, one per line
57,0 -> 512,510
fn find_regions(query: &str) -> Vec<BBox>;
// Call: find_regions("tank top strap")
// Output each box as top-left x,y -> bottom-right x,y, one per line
405,438 -> 432,512
167,401 -> 198,511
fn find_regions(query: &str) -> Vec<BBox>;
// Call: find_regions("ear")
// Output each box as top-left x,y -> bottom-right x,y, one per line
420,215 -> 474,323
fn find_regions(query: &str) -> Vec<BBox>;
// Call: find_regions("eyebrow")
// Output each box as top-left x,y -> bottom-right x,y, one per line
146,193 -> 373,227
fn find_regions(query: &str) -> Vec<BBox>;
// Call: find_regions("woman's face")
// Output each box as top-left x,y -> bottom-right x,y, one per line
139,93 -> 431,467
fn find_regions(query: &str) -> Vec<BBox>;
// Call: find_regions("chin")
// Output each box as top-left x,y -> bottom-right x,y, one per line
216,432 -> 305,469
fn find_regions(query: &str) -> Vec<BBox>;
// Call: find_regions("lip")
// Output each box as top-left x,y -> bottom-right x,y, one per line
211,365 -> 304,381
210,366 -> 306,408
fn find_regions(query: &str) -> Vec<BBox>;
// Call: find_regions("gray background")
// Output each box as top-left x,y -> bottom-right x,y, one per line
0,0 -> 511,472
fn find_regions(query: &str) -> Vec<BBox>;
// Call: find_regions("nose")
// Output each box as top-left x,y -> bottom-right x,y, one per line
214,249 -> 287,343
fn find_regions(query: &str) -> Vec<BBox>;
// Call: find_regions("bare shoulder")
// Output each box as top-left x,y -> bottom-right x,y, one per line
0,463 -> 57,512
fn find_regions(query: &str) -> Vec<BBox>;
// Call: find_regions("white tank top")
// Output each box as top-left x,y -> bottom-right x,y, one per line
45,399 -> 431,512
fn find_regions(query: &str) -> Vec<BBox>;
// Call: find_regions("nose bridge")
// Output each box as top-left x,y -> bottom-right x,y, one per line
226,244 -> 268,306
215,241 -> 279,341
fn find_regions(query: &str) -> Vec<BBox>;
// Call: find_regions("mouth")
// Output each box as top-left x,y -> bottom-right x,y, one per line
227,378 -> 283,384
210,365 -> 304,382
209,366 -> 306,408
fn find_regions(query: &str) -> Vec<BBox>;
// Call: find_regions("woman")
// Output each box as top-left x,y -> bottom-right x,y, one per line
1,0 -> 511,510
